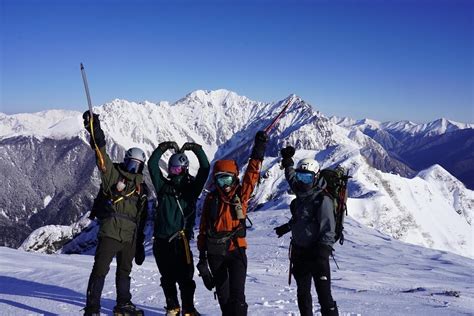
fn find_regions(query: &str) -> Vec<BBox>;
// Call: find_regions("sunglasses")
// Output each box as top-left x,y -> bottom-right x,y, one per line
295,171 -> 315,184
215,174 -> 235,188
124,158 -> 142,174
169,165 -> 186,175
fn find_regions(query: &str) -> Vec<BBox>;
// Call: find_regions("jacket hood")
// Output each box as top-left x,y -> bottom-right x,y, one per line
213,160 -> 239,176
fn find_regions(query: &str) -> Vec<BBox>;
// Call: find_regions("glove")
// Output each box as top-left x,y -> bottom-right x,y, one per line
82,111 -> 105,148
134,243 -> 145,265
196,252 -> 215,291
274,223 -> 291,238
82,111 -> 100,133
316,243 -> 333,259
281,146 -> 295,159
158,141 -> 179,153
180,142 -> 202,153
250,130 -> 268,160
280,146 -> 295,168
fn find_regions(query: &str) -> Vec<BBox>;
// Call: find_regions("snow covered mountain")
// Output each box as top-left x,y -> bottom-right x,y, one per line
330,116 -> 474,189
330,116 -> 473,139
1,89 -> 473,259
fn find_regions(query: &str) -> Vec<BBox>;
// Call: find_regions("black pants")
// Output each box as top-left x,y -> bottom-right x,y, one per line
292,248 -> 336,316
153,237 -> 196,312
85,237 -> 136,312
208,248 -> 248,316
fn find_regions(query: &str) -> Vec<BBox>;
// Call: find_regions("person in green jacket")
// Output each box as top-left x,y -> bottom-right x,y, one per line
83,111 -> 148,316
148,141 -> 210,316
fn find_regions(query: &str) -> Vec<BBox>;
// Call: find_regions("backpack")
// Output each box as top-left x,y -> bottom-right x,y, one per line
317,166 -> 351,245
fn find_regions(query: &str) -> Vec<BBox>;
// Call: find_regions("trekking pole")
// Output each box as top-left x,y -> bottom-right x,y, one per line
264,95 -> 296,135
288,242 -> 293,286
80,63 -> 106,172
331,253 -> 340,270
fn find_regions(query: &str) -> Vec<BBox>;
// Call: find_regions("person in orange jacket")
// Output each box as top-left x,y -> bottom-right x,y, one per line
196,131 -> 268,316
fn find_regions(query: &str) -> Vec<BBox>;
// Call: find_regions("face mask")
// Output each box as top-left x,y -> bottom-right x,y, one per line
295,171 -> 315,185
169,165 -> 186,176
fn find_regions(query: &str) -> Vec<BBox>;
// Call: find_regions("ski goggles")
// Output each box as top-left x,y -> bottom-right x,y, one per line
169,165 -> 186,175
215,173 -> 235,188
295,171 -> 315,184
124,158 -> 142,174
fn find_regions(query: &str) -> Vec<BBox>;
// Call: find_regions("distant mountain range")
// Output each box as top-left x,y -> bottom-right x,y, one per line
1,89 -> 472,258
330,116 -> 474,189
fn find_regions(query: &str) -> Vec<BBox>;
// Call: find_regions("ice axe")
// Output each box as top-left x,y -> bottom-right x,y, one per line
264,94 -> 296,135
80,63 -> 106,172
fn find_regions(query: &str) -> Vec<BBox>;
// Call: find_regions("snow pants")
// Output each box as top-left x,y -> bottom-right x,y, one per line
85,236 -> 136,312
291,246 -> 337,316
208,248 -> 248,316
153,237 -> 196,313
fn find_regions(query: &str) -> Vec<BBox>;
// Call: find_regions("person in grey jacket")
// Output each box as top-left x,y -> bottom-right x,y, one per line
274,146 -> 339,316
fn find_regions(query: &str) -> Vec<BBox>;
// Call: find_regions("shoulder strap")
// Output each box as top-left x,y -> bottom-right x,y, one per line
207,191 -> 219,232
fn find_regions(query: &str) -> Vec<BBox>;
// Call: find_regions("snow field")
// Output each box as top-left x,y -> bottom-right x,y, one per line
1,207 -> 473,315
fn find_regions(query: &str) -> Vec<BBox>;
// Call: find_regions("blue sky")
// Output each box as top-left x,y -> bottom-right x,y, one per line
1,0 -> 473,122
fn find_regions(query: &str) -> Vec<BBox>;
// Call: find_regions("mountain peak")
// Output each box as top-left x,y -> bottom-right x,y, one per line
417,164 -> 457,183
180,89 -> 252,106
355,118 -> 381,129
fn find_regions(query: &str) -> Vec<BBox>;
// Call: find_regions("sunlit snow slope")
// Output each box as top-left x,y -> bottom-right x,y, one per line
1,207 -> 473,315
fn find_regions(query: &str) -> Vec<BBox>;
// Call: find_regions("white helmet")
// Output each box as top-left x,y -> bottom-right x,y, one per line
124,147 -> 146,173
296,158 -> 319,174
125,147 -> 146,163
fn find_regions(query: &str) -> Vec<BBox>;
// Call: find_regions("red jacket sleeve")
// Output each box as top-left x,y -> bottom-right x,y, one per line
239,158 -> 262,214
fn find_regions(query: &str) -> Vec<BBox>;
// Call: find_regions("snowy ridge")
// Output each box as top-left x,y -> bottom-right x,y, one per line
331,116 -> 473,138
0,110 -> 83,139
382,118 -> 473,137
417,165 -> 473,225
1,89 -> 473,258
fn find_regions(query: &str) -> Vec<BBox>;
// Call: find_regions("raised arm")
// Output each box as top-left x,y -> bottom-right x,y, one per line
280,146 -> 299,192
181,142 -> 210,199
240,131 -> 268,209
82,111 -> 115,190
148,141 -> 179,194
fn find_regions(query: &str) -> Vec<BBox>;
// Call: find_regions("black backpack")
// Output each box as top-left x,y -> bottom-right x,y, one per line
318,166 -> 351,245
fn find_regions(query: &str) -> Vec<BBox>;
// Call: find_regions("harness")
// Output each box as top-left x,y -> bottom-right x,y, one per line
165,174 -> 196,265
95,179 -> 142,224
204,191 -> 248,259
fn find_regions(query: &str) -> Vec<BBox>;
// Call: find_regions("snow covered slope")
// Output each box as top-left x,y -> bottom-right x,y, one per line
1,89 -> 473,258
330,115 -> 474,189
1,209 -> 473,315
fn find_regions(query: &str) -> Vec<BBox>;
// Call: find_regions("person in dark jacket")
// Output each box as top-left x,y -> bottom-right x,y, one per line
148,141 -> 210,316
274,146 -> 339,316
197,131 -> 268,316
82,112 -> 148,316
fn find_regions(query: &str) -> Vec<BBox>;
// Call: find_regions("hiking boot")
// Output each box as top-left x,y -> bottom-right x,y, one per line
113,301 -> 144,316
182,308 -> 201,316
83,310 -> 100,316
165,306 -> 181,316
320,301 -> 339,316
